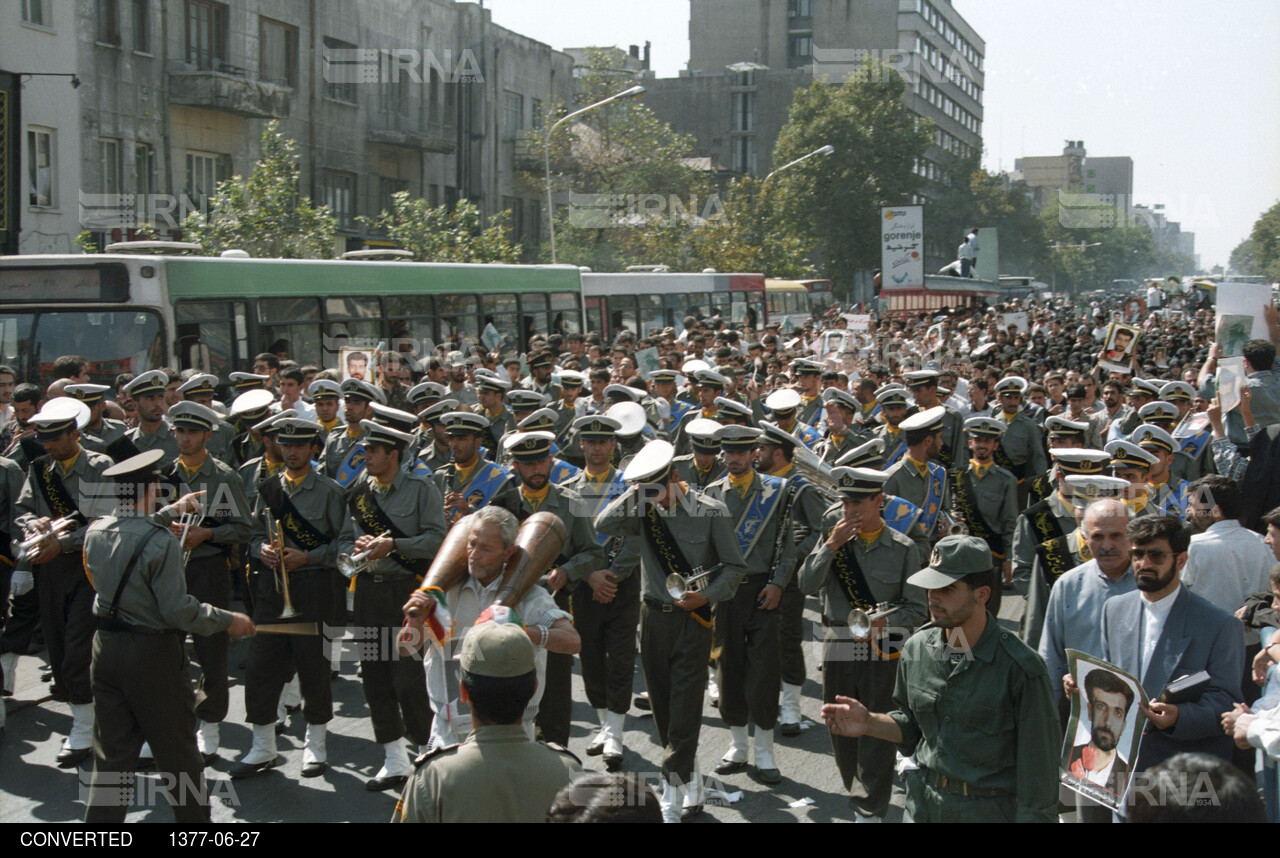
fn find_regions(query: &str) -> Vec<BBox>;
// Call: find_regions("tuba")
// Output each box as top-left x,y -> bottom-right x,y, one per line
789,441 -> 842,503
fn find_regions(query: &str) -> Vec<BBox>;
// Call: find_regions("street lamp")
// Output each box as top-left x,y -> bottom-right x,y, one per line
763,144 -> 834,185
545,85 -> 646,264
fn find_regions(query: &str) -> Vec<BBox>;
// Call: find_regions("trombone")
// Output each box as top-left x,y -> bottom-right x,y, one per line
665,564 -> 722,601
337,530 -> 391,579
15,517 -> 78,563
263,510 -> 299,619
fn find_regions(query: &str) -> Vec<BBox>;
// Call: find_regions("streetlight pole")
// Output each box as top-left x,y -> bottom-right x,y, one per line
545,85 -> 646,264
763,144 -> 835,186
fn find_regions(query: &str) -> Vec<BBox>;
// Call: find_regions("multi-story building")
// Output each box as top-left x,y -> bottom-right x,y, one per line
641,0 -> 984,270
1013,140 -> 1134,224
2,0 -> 571,256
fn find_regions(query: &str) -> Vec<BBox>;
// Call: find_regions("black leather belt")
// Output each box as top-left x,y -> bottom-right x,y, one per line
920,767 -> 1009,799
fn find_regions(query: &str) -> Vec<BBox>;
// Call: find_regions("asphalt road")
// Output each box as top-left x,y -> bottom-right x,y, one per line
0,593 -> 1026,824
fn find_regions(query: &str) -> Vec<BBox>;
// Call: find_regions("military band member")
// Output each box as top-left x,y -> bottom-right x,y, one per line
229,388 -> 275,465
882,407 -> 951,540
1026,415 -> 1089,505
65,384 -> 127,457
957,417 -> 1019,584
82,450 -> 255,823
705,425 -> 795,785
336,418 -> 445,792
233,418 -> 346,780
309,379 -> 345,436
1132,423 -> 1191,517
505,430 -> 603,750
369,403 -> 432,478
763,389 -> 821,450
817,387 -> 864,464
651,369 -> 695,436
322,378 -> 384,491
0,451 -> 26,707
1139,398 -> 1205,487
673,418 -> 727,489
473,370 -> 516,455
1106,377 -> 1161,443
798,466 -> 926,821
1015,449 -> 1111,647
176,375 -> 238,465
550,370 -> 585,454
14,398 -> 115,766
416,399 -> 457,474
756,422 -> 827,737
904,370 -> 964,472
506,389 -> 547,435
522,349 -> 561,401
595,440 -> 749,822
670,369 -> 729,456
152,401 -> 252,760
1165,380 -> 1214,482
123,370 -> 180,466
791,359 -> 825,427
1105,438 -> 1161,516
989,376 -> 1049,508
872,385 -> 912,467
434,411 -> 520,525
229,371 -> 270,395
513,407 -> 581,485
714,396 -> 754,426
557,415 -> 638,769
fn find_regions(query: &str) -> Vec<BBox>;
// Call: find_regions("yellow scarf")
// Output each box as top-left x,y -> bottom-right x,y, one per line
1127,490 -> 1150,515
265,460 -> 285,477
767,462 -> 794,478
728,471 -> 753,498
57,451 -> 80,476
522,484 -> 550,511
906,455 -> 929,479
969,459 -> 992,479
999,410 -> 1017,424
178,452 -> 207,481
454,458 -> 479,487
284,470 -> 308,493
859,523 -> 885,548
346,425 -> 362,439
584,466 -> 611,483
318,417 -> 342,434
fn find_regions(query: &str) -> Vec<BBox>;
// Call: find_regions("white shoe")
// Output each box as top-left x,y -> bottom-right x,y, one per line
586,708 -> 608,756
230,724 -> 279,778
753,727 -> 781,784
707,675 -> 720,707
659,780 -> 682,824
138,741 -> 154,762
779,682 -> 803,735
715,725 -> 749,774
368,738 -> 412,791
602,710 -> 625,771
681,768 -> 705,819
196,721 -> 220,758
301,724 -> 327,777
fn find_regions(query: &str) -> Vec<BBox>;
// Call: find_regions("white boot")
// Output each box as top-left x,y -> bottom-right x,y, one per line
138,741 -> 153,762
55,702 -> 94,767
682,767 -> 705,819
196,720 -> 220,758
753,727 -> 781,784
368,738 -> 411,791
301,723 -> 327,777
231,723 -> 279,778
707,675 -> 720,707
586,708 -> 608,756
779,682 -> 803,735
659,779 -> 682,824
1,652 -> 16,695
715,725 -> 749,774
603,710 -> 625,771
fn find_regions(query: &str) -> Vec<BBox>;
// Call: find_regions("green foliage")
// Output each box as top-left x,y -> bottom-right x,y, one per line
361,193 -> 521,264
927,153 -> 1048,275
1248,200 -> 1280,282
75,231 -> 99,255
772,63 -> 932,286
182,121 -> 336,259
1229,238 -> 1257,276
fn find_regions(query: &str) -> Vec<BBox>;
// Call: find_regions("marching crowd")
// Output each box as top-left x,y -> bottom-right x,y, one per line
2,286 -> 1280,824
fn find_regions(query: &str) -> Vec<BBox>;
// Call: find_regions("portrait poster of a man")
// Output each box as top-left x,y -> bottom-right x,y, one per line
1061,651 -> 1147,810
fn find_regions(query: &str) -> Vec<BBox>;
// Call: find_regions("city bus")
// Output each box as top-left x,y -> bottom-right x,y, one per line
879,274 -> 1000,318
799,279 -> 835,314
0,252 -> 585,387
765,279 -> 815,329
581,270 -> 767,340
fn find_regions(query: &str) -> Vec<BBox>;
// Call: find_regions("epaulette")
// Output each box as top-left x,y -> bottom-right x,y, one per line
413,743 -> 459,768
995,627 -> 1050,677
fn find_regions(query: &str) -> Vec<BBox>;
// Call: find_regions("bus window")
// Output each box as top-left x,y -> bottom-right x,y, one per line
480,293 -> 519,353
550,292 -> 580,336
385,294 -> 435,352
325,297 -> 382,355
175,300 -> 247,376
437,294 -> 478,352
31,309 -> 164,384
519,293 -> 548,345
259,297 -> 322,367
640,294 -> 664,336
0,314 -> 32,377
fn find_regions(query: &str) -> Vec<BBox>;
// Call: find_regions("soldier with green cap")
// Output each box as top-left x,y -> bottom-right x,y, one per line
821,534 -> 1060,823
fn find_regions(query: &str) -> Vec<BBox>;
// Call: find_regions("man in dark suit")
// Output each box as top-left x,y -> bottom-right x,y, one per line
1091,515 -> 1244,772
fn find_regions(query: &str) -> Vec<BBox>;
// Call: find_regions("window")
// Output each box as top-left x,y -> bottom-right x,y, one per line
95,0 -> 119,44
790,36 -> 812,59
323,37 -> 358,103
378,176 -> 408,218
131,0 -> 149,51
99,139 -> 122,195
186,0 -> 227,70
503,91 -> 523,139
259,17 -> 297,87
789,0 -> 812,16
322,170 -> 356,231
135,143 -> 157,198
530,97 -> 543,130
380,52 -> 408,116
27,129 -> 54,207
732,91 -> 754,132
22,0 -> 50,27
185,150 -> 228,210
732,136 -> 755,175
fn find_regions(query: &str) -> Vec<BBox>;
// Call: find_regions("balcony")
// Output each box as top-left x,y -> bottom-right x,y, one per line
366,113 -> 455,153
168,64 -> 291,119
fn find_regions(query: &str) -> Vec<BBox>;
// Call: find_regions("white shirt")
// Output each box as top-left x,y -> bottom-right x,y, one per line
1140,585 -> 1181,680
1184,519 -> 1275,645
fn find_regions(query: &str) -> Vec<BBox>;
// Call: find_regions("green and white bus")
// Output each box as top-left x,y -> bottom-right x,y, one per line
0,252 -> 585,387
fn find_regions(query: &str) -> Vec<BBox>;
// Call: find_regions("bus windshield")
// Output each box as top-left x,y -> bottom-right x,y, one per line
0,309 -> 165,387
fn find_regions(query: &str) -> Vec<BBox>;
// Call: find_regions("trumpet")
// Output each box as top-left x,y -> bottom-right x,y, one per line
15,517 -> 78,563
177,511 -> 197,566
936,508 -> 968,538
337,530 -> 392,579
665,564 -> 722,601
848,602 -> 900,640
264,510 -> 299,619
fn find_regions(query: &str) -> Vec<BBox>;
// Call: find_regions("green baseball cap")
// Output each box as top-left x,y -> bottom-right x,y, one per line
907,535 -> 994,590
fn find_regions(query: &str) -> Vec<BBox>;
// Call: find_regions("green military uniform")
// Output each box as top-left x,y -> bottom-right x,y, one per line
1011,489 -> 1076,596
79,418 -> 128,456
987,410 -> 1048,505
773,462 -> 828,728
954,460 -> 1019,565
473,404 -> 516,458
596,482 -> 749,786
337,468 -> 445,747
156,453 -> 252,725
321,424 -> 366,483
205,420 -> 239,467
888,612 -> 1060,822
83,513 -> 235,823
883,456 -> 951,540
799,505 -> 926,818
817,430 -> 862,465
127,419 -> 180,466
393,723 -> 581,823
672,453 -> 725,490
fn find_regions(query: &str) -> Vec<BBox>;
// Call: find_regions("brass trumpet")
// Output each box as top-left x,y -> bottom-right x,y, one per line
337,530 -> 392,579
665,564 -> 722,601
848,602 -> 900,640
264,510 -> 299,619
177,511 -> 197,566
15,517 -> 78,563
936,509 -> 968,538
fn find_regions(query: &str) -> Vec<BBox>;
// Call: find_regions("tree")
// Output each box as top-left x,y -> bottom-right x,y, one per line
771,62 -> 933,287
183,121 -> 335,258
926,153 -> 1048,275
1228,237 -> 1258,276
361,193 -> 521,263
1247,200 -> 1280,282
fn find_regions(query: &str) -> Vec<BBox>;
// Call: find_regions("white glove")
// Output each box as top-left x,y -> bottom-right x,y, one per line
10,569 -> 33,597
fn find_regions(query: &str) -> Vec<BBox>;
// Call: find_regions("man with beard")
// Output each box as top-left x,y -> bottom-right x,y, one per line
1065,668 -> 1135,799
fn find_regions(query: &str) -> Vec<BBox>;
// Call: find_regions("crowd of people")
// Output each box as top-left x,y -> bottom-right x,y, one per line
2,285 -> 1280,824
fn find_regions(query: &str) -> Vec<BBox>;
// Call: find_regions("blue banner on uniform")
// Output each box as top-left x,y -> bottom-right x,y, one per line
919,462 -> 947,534
335,442 -> 367,488
883,495 -> 923,536
733,475 -> 784,560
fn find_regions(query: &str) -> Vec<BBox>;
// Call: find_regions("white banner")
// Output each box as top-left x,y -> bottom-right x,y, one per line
880,205 -> 925,290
